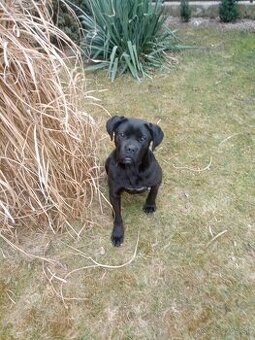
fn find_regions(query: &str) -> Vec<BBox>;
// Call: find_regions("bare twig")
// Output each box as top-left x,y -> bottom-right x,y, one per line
0,233 -> 61,266
58,231 -> 140,308
219,133 -> 241,145
64,231 -> 140,270
6,290 -> 16,304
172,156 -> 212,172
206,230 -> 228,247
0,247 -> 6,259
47,267 -> 67,283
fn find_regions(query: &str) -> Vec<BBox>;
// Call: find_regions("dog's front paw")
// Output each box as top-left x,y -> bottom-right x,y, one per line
111,225 -> 124,247
143,204 -> 156,214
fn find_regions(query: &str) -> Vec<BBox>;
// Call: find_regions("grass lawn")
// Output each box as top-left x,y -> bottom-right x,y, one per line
0,27 -> 254,339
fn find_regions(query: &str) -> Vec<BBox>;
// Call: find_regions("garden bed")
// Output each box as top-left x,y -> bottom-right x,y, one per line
164,1 -> 255,19
166,15 -> 255,30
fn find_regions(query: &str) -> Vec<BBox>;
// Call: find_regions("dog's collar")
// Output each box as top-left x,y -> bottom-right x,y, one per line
125,186 -> 149,192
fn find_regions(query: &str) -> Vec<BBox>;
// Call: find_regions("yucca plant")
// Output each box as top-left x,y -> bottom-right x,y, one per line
80,0 -> 181,81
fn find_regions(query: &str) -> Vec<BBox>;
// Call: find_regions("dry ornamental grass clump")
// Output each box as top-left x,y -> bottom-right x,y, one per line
0,0 -> 99,237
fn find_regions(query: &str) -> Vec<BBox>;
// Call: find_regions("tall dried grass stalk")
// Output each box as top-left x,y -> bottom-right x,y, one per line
0,0 -> 100,236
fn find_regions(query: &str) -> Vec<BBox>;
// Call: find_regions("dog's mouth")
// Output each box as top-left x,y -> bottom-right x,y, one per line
120,157 -> 133,165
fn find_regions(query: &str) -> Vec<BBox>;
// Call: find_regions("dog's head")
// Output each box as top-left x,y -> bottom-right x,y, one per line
106,115 -> 164,165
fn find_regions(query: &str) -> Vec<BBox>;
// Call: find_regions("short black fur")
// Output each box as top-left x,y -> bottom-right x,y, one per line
105,115 -> 164,246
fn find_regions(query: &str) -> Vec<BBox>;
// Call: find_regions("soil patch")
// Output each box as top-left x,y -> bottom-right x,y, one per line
167,16 -> 255,31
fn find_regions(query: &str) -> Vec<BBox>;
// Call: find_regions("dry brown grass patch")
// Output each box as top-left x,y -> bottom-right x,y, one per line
0,1 -> 100,238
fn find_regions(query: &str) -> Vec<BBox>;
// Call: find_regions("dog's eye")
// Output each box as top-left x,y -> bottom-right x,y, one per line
139,136 -> 146,142
118,132 -> 126,138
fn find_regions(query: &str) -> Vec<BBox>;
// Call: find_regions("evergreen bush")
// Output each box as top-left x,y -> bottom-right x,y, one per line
219,0 -> 239,22
180,0 -> 191,22
51,0 -> 88,43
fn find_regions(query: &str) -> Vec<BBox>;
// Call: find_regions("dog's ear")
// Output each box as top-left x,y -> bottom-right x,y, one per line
145,123 -> 164,151
106,115 -> 127,140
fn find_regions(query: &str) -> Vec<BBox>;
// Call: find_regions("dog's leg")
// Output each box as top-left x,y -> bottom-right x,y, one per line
143,184 -> 160,213
109,191 -> 124,246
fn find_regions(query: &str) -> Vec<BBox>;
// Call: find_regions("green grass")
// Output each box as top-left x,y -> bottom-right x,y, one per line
0,27 -> 255,339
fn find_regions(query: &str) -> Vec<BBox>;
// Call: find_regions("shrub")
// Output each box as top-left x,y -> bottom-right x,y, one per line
80,0 -> 181,81
180,0 -> 192,22
0,1 -> 98,235
51,0 -> 89,43
219,0 -> 239,22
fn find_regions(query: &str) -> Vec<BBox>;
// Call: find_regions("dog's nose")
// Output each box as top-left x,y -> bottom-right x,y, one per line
126,144 -> 137,154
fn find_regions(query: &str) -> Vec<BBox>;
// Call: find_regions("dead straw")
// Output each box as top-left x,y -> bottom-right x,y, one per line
0,1 -> 100,237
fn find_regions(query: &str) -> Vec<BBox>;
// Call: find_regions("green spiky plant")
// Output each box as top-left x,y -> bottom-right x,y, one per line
80,0 -> 181,81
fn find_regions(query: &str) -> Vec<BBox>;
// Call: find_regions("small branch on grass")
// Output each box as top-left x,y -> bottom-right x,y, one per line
47,267 -> 67,283
57,231 -> 140,308
6,290 -> 16,304
63,231 -> 140,269
206,229 -> 228,247
43,264 -> 70,305
170,156 -> 212,172
208,226 -> 214,238
0,247 -> 6,259
219,133 -> 241,146
0,233 -> 62,266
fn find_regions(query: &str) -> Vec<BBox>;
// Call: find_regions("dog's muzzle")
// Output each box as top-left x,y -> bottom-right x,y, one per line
119,142 -> 139,165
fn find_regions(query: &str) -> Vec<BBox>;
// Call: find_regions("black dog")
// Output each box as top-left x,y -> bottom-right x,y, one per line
105,115 -> 164,246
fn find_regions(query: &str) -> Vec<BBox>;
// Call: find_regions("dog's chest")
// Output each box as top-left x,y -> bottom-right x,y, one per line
121,168 -> 149,193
